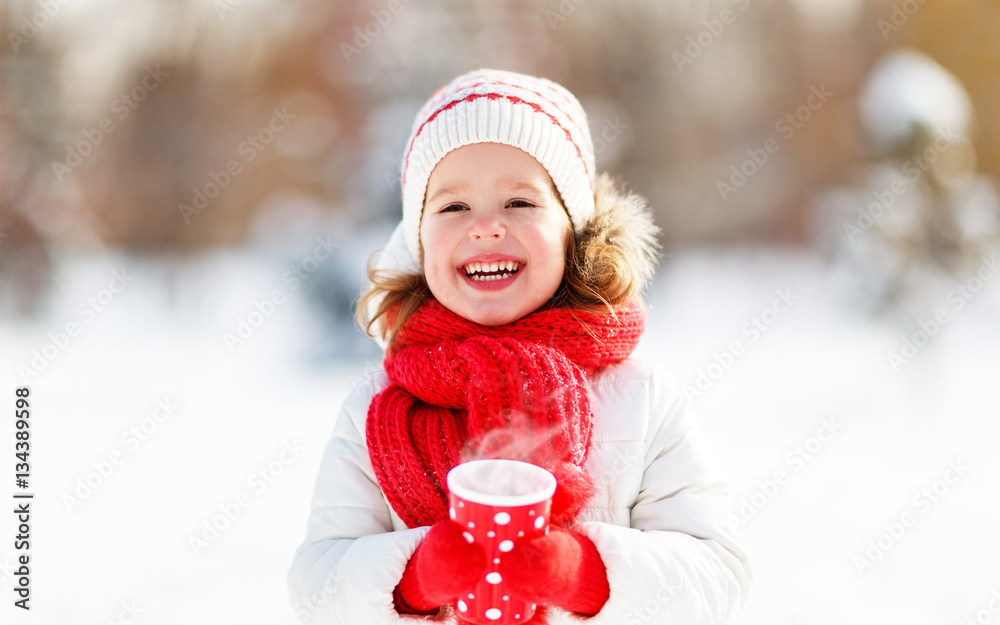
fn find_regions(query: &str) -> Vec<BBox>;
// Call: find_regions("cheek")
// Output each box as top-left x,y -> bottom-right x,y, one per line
551,221 -> 572,269
419,224 -> 454,288
418,223 -> 436,269
551,243 -> 568,282
536,226 -> 570,284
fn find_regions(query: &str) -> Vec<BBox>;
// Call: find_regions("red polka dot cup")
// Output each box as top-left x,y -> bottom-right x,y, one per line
446,459 -> 556,625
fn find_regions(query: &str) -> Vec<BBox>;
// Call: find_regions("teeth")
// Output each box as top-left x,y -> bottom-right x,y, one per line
464,260 -> 520,276
470,273 -> 514,281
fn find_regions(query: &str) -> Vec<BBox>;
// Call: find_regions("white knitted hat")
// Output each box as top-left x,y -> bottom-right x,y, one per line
399,68 -> 596,264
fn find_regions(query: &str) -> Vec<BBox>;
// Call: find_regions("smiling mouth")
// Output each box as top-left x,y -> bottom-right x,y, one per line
462,260 -> 522,281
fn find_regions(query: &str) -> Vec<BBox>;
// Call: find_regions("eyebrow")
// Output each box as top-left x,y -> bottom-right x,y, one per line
498,180 -> 550,195
426,180 -> 551,204
427,182 -> 471,204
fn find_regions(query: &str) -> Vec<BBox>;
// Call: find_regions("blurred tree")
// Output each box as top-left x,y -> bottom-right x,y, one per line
0,0 -> 996,256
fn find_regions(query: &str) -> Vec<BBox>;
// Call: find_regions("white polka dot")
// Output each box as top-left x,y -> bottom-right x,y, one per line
468,593 -> 475,599
499,540 -> 514,552
515,615 -> 521,619
487,531 -> 496,538
486,572 -> 502,584
458,501 -> 464,507
449,507 -> 456,519
531,604 -> 537,610
485,608 -> 503,620
463,532 -> 475,544
493,558 -> 500,564
534,516 -> 546,529
493,512 -> 511,525
517,531 -> 524,537
457,600 -> 468,612
528,510 -> 535,515
503,595 -> 510,601
467,521 -> 475,528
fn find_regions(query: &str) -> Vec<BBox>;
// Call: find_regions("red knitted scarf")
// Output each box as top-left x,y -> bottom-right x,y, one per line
366,299 -> 644,529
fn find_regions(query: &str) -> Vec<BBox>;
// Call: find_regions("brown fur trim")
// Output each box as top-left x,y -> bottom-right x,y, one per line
582,174 -> 661,297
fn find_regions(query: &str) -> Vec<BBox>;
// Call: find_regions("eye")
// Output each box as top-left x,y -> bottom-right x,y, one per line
506,198 -> 536,208
439,203 -> 467,213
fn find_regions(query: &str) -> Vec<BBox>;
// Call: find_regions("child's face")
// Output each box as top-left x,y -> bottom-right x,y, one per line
420,142 -> 571,326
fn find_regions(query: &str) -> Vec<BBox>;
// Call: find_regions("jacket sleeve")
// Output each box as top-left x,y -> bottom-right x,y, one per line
571,365 -> 752,625
287,372 -> 431,624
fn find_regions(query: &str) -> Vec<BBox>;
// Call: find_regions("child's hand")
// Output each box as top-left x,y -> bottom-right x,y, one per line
394,520 -> 487,614
496,526 -> 610,617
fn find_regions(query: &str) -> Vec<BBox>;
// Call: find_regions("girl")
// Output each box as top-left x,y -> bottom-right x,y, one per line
288,69 -> 751,624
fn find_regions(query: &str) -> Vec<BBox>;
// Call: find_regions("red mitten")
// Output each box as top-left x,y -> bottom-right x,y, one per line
496,526 -> 610,616
394,520 -> 487,615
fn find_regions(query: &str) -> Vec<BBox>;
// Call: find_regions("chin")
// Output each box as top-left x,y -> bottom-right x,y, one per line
468,312 -> 520,327
462,306 -> 524,327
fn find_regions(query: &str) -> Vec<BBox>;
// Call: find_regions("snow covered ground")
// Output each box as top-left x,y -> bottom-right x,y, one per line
1,244 -> 998,625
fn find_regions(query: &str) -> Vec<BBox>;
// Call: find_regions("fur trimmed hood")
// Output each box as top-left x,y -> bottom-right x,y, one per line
579,173 -> 661,298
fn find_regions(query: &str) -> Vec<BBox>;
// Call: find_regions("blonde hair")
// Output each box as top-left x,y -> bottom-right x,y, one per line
356,174 -> 659,351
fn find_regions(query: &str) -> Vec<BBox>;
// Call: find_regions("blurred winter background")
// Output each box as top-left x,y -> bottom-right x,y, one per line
1,0 -> 999,623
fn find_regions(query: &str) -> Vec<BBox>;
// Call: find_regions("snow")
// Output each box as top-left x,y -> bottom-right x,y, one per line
858,48 -> 973,154
1,244 -> 998,624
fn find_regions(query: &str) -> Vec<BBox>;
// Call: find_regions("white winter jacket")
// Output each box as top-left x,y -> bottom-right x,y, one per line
288,358 -> 751,624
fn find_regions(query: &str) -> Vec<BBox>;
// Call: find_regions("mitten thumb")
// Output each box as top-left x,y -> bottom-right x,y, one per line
395,520 -> 487,614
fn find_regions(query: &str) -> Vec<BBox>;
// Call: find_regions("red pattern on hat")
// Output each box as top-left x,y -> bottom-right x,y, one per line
402,91 -> 593,189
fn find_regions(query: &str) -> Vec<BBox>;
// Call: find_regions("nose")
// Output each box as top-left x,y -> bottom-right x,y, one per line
468,214 -> 505,241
